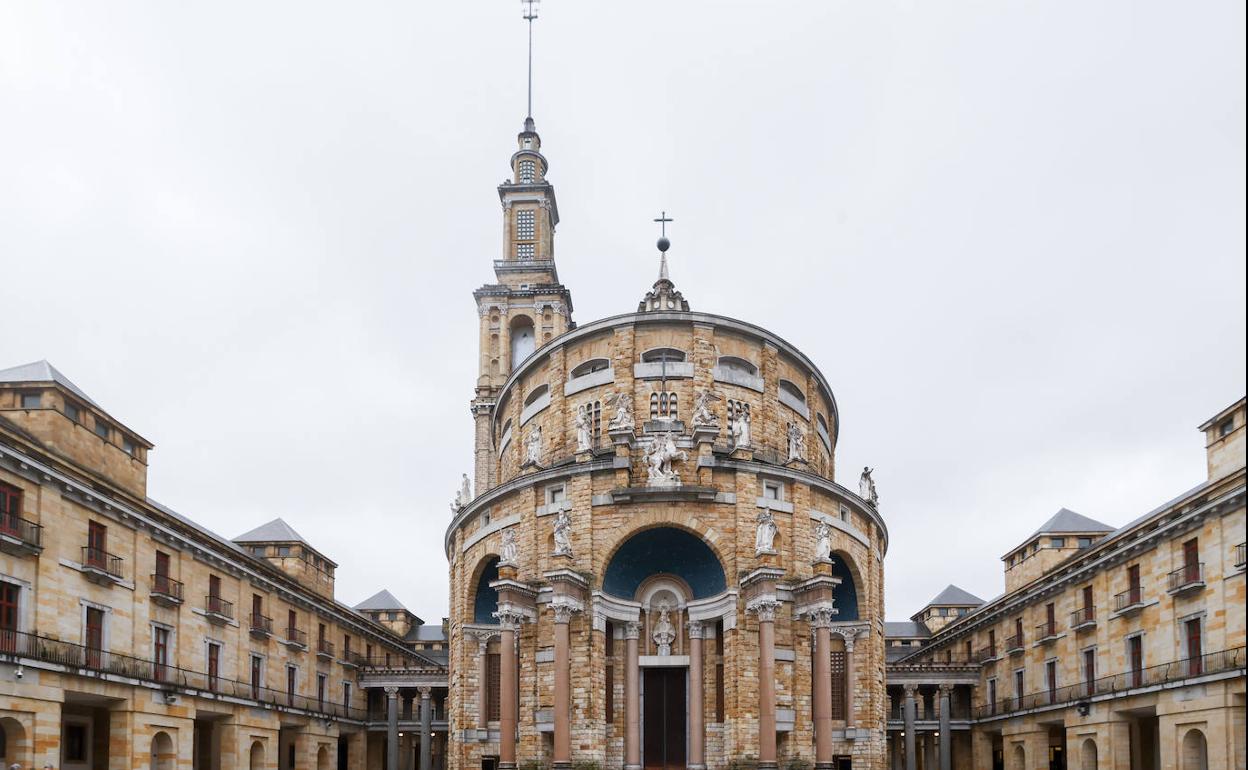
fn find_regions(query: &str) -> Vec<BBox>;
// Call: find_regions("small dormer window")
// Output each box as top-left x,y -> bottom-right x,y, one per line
519,160 -> 536,183
20,392 -> 41,409
1220,417 -> 1235,437
277,545 -> 291,557
122,437 -> 136,456
94,418 -> 110,439
1050,537 -> 1065,548
65,401 -> 81,423
1077,536 -> 1093,548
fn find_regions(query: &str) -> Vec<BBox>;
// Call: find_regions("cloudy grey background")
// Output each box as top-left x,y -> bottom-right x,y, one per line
1,2 -> 1243,623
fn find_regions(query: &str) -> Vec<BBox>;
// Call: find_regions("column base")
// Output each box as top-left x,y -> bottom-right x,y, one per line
758,763 -> 779,770
687,764 -> 707,770
815,763 -> 836,770
625,765 -> 642,770
499,763 -> 517,770
552,763 -> 572,770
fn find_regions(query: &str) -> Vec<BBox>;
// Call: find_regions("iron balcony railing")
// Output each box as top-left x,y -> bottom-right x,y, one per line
285,627 -> 308,648
317,639 -> 336,657
0,511 -> 43,549
1167,563 -> 1204,592
0,628 -> 365,720
1236,542 -> 1246,568
977,645 -> 997,663
366,704 -> 449,723
1005,634 -> 1024,654
892,651 -> 983,667
150,574 -> 184,602
204,595 -> 234,620
249,613 -> 274,637
1070,606 -> 1096,629
1034,620 -> 1057,640
81,546 -> 124,578
1114,586 -> 1143,612
973,646 -> 1245,719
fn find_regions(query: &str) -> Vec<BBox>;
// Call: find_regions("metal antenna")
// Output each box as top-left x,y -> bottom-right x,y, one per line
522,0 -> 540,118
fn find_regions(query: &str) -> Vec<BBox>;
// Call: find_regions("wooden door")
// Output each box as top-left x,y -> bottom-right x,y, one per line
0,581 -> 18,652
85,607 -> 104,668
643,668 -> 686,770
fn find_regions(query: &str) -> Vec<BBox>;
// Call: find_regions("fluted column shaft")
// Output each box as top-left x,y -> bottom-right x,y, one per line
903,685 -> 917,770
624,622 -> 641,770
688,621 -> 706,770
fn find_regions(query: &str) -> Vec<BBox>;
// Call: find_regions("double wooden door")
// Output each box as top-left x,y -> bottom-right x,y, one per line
642,667 -> 686,770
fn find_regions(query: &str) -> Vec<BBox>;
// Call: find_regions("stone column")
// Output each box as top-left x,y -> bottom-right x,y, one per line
420,686 -> 434,770
688,620 -> 706,770
938,685 -> 952,770
844,634 -> 857,731
810,610 -> 835,770
499,619 -> 519,770
924,727 -> 937,770
477,635 -> 490,732
552,602 -> 576,770
748,598 -> 782,770
386,686 -> 401,770
903,685 -> 917,770
624,621 -> 642,770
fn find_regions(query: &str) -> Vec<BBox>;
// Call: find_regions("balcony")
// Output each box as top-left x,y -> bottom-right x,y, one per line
149,574 -> 184,607
284,627 -> 309,650
977,646 -> 998,663
1234,542 -> 1245,570
1113,586 -> 1145,614
341,650 -> 366,668
80,546 -> 125,585
1005,635 -> 1025,656
0,512 -> 43,556
317,639 -> 336,660
204,595 -> 234,624
1070,606 -> 1096,631
1034,621 -> 1059,644
0,628 -> 365,720
1166,563 -> 1205,595
249,613 -> 274,640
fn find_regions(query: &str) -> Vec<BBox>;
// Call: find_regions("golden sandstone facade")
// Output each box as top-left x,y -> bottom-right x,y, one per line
446,119 -> 889,770
0,362 -> 450,769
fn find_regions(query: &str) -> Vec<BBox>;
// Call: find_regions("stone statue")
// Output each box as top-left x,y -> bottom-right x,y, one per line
814,520 -> 832,562
691,389 -> 720,427
730,404 -> 751,449
608,393 -> 635,431
787,422 -> 805,462
525,426 -> 542,466
575,405 -> 592,451
552,509 -> 573,557
755,509 -> 778,555
499,529 -> 518,565
651,600 -> 676,656
645,432 -> 687,486
451,473 -> 472,511
859,466 -> 879,507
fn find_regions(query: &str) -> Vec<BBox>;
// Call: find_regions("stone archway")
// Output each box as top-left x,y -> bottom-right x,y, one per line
0,716 -> 29,768
150,731 -> 175,770
601,525 -> 727,601
1080,737 -> 1097,770
249,740 -> 266,770
829,549 -> 863,620
1182,728 -> 1208,770
472,555 -> 501,623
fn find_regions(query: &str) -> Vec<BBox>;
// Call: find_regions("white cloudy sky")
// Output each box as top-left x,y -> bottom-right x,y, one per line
1,2 -> 1243,623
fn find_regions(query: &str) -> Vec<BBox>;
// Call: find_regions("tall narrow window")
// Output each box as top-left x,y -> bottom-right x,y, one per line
1183,538 -> 1200,582
1013,669 -> 1024,709
1044,603 -> 1056,636
486,652 -> 501,721
605,663 -> 615,723
988,629 -> 996,657
1082,648 -> 1095,695
829,650 -> 847,720
519,160 -> 536,183
516,243 -> 536,259
1081,585 -> 1094,612
0,581 -> 18,653
153,626 -> 169,681
343,681 -> 352,709
1045,660 -> 1058,703
987,678 -> 997,715
250,655 -> 263,698
0,482 -> 21,537
86,521 -> 107,568
1185,619 -> 1203,675
516,210 -> 536,239
287,665 -> 297,705
207,643 -> 220,691
715,663 -> 725,722
1128,636 -> 1144,687
288,609 -> 298,636
85,607 -> 105,668
317,674 -> 327,710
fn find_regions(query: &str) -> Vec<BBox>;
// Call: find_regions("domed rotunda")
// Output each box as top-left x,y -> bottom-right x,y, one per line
445,117 -> 888,770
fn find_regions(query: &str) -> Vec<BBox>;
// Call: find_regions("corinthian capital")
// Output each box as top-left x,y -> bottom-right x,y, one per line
807,607 -> 837,629
746,597 -> 782,623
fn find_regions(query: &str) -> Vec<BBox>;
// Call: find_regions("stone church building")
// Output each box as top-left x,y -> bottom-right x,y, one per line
444,115 -> 889,770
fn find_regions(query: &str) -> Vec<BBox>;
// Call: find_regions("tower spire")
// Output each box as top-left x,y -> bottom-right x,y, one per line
522,0 -> 539,120
639,211 -> 690,312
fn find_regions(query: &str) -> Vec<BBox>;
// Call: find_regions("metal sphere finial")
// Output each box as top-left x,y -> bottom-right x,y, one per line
657,236 -> 670,253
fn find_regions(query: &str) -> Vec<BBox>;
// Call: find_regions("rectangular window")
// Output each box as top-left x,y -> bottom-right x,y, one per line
87,520 -> 107,566
20,392 -> 41,409
344,634 -> 352,656
207,643 -> 220,691
1082,648 -> 1095,695
342,681 -> 352,708
1220,418 -> 1235,437
122,436 -> 136,456
519,160 -> 536,184
0,482 -> 21,537
65,401 -> 81,422
987,678 -> 997,715
94,417 -> 110,439
250,655 -> 263,698
486,652 -> 501,721
763,481 -> 782,500
516,210 -> 536,239
1,581 -> 20,652
1128,635 -> 1143,687
829,650 -> 846,720
1046,660 -> 1058,703
85,607 -> 105,668
155,550 -> 170,578
1050,537 -> 1065,548
516,243 -> 536,259
1077,536 -> 1093,548
153,626 -> 169,681
287,665 -> 297,704
1014,669 -> 1024,702
605,663 -> 615,723
1183,538 -> 1199,577
715,662 -> 725,721
317,674 -> 327,709
288,609 -> 298,635
1186,619 -> 1202,675
1082,584 -> 1094,611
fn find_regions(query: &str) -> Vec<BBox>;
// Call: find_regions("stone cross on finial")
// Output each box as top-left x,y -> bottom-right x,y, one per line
654,211 -> 673,240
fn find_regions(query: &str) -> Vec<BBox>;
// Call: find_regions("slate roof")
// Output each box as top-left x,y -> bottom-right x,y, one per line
1028,508 -> 1113,538
233,518 -> 309,544
409,624 -> 448,642
923,584 -> 986,608
0,360 -> 99,407
354,589 -> 408,611
883,621 -> 931,638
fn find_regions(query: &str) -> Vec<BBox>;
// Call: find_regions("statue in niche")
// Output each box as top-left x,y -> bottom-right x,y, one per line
608,393 -> 635,431
499,529 -> 518,565
814,520 -> 832,562
651,600 -> 676,656
552,509 -> 573,557
859,466 -> 879,507
525,426 -> 543,466
755,509 -> 778,555
787,422 -> 805,462
691,389 -> 720,427
730,404 -> 751,449
645,431 -> 687,486
574,405 -> 592,451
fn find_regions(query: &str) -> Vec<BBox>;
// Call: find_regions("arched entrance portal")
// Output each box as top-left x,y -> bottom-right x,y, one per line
603,527 -> 727,770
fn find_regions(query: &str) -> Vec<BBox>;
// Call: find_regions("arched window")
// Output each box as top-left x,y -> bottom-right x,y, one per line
473,557 -> 501,624
641,348 -> 686,363
778,379 -> 808,417
570,359 -> 610,378
650,391 -> 678,420
717,356 -> 757,376
509,317 -> 535,366
524,385 -> 548,407
519,160 -> 536,183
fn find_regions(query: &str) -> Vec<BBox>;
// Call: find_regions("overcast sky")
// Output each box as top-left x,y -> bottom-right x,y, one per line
1,2 -> 1244,623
